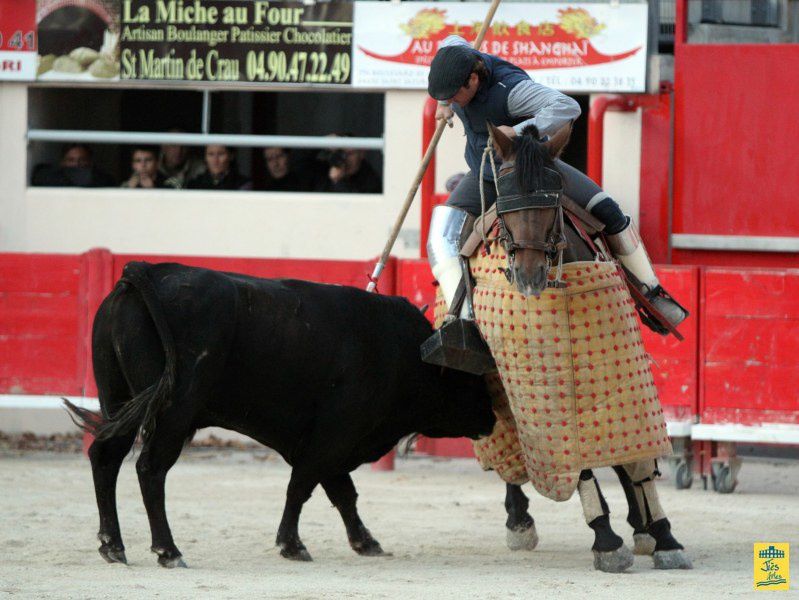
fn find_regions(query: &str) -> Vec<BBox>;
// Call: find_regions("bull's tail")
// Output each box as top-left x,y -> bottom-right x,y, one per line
63,398 -> 104,436
73,262 -> 177,442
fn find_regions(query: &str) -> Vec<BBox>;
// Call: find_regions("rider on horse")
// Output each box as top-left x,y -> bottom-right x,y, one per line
425,36 -> 685,334
424,38 -> 693,572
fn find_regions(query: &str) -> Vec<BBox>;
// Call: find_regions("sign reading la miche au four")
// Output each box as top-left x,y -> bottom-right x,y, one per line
120,0 -> 353,84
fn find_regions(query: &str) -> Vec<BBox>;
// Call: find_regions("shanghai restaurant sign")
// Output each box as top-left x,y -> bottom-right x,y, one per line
16,0 -> 648,92
352,2 -> 649,93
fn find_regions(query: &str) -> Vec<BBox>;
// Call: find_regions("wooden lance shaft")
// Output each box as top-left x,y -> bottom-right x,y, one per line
366,0 -> 503,293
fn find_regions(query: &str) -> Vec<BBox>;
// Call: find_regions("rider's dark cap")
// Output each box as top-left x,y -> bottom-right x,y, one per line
428,45 -> 477,100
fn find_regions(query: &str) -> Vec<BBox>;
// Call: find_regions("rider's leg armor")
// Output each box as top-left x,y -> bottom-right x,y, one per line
604,217 -> 688,334
427,205 -> 474,318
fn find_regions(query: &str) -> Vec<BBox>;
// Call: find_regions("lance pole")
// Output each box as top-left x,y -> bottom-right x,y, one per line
366,0 -> 503,293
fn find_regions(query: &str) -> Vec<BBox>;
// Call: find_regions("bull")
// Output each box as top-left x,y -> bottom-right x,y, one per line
66,261 -> 495,567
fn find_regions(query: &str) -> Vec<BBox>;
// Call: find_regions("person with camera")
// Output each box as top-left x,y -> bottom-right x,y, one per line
315,136 -> 381,194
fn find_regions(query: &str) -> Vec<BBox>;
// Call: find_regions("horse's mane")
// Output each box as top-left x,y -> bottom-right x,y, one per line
513,125 -> 557,194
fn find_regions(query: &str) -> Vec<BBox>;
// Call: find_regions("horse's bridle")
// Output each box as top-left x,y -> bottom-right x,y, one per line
494,164 -> 568,285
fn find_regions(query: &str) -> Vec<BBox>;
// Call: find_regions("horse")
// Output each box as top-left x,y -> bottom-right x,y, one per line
466,122 -> 692,572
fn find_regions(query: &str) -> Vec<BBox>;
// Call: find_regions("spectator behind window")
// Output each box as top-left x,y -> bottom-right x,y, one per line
258,147 -> 304,192
121,146 -> 172,189
315,136 -> 381,194
159,129 -> 205,189
187,145 -> 251,191
31,143 -> 115,187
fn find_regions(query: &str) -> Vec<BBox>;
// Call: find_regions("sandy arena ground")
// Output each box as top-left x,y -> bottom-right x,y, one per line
1,448 -> 797,599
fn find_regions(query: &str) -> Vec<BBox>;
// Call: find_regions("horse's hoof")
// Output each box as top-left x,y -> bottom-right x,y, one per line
593,544 -> 634,573
279,544 -> 313,562
653,549 -> 693,570
633,533 -> 656,556
506,523 -> 539,551
352,539 -> 388,556
99,545 -> 127,564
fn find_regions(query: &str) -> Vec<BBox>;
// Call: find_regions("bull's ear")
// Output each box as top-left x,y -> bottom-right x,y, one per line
487,121 -> 513,161
544,122 -> 572,158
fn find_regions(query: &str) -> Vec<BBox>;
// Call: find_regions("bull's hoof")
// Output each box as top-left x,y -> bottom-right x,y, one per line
633,533 -> 656,556
279,542 -> 313,562
506,523 -> 539,551
593,544 -> 634,573
99,544 -> 127,565
653,549 -> 693,570
152,546 -> 187,568
159,555 -> 188,569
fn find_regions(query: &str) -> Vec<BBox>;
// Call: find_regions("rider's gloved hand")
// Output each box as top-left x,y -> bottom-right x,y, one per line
435,103 -> 455,128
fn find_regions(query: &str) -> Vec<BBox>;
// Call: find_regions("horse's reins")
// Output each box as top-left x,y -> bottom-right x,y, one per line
478,138 -> 568,287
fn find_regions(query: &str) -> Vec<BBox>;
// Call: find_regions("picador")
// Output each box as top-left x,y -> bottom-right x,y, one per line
423,35 -> 687,374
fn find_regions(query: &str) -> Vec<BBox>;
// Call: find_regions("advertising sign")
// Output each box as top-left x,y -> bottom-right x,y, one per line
0,0 -> 37,81
120,0 -> 353,84
36,0 -> 120,81
352,2 -> 649,92
33,0 -> 352,84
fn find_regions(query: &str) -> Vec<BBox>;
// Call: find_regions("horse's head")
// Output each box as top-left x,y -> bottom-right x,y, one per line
488,122 -> 572,297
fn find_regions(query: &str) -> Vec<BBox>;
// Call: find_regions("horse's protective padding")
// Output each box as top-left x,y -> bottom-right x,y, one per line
434,296 -> 528,485
467,242 -> 672,501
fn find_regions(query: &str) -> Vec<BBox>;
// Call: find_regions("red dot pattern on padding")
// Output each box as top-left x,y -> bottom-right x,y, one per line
451,242 -> 672,501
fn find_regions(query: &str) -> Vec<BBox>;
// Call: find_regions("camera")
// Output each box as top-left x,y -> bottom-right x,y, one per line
317,149 -> 347,168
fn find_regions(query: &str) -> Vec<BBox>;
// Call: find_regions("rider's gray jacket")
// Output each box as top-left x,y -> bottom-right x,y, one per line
442,35 -> 581,138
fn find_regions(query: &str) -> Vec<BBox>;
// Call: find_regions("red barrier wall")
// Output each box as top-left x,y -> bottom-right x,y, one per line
673,43 -> 799,269
700,268 -> 799,426
0,253 -> 84,395
5,250 -> 797,452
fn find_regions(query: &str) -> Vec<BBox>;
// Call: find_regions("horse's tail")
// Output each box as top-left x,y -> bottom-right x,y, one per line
72,262 -> 177,442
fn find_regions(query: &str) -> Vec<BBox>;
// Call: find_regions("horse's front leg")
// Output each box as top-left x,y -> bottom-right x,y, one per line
577,469 -> 633,572
622,460 -> 693,569
504,483 -> 539,550
612,464 -> 656,555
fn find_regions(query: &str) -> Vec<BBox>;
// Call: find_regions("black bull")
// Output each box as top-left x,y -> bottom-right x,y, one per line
65,261 -> 495,567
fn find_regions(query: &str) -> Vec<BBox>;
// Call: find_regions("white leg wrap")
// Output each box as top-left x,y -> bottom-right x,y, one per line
640,481 -> 666,523
624,460 -> 666,524
577,477 -> 605,524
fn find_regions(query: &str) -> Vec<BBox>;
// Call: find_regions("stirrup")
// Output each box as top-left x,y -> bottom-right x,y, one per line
641,285 -> 689,336
421,318 -> 496,375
